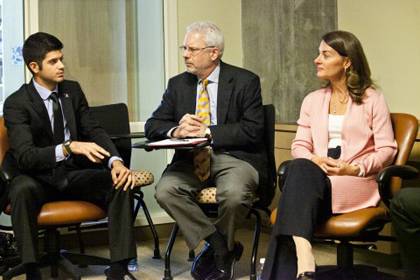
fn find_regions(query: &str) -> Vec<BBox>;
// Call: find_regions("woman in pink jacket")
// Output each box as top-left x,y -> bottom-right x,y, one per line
262,31 -> 397,280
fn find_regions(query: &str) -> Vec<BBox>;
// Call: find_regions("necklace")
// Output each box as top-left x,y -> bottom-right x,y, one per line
331,92 -> 349,114
337,94 -> 348,104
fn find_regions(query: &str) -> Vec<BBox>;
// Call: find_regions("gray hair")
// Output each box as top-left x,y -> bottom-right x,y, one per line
186,21 -> 224,58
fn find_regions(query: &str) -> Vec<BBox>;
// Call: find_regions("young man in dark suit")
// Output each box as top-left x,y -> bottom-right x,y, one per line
2,32 -> 136,280
145,21 -> 266,280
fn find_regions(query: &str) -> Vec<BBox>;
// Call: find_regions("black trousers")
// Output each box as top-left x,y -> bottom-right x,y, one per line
262,158 -> 332,280
390,187 -> 420,280
8,168 -> 136,264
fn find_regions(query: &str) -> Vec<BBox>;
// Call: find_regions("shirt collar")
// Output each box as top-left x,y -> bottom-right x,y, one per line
33,80 -> 59,100
200,64 -> 220,84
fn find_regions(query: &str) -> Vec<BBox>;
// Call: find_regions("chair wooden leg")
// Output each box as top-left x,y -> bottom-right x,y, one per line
249,208 -> 262,280
137,192 -> 161,259
163,224 -> 179,280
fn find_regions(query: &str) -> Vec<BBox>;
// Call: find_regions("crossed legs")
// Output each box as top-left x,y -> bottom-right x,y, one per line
155,152 -> 258,251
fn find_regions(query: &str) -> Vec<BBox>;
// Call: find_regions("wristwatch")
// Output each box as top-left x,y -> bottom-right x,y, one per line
63,140 -> 72,155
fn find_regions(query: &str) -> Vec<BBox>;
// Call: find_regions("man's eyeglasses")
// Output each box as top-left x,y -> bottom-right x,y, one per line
179,45 -> 215,56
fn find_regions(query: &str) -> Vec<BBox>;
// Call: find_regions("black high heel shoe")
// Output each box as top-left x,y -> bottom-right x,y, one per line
296,271 -> 315,280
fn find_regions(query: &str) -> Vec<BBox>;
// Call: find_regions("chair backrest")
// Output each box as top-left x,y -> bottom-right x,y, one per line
391,113 -> 418,165
389,113 -> 418,194
0,118 -> 9,166
0,118 -> 10,213
257,104 -> 276,208
89,103 -> 132,168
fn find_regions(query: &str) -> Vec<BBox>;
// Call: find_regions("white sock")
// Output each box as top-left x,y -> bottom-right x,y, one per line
293,235 -> 316,277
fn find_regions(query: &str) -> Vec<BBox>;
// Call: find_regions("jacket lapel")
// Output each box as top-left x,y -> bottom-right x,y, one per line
217,62 -> 233,124
25,82 -> 54,139
184,73 -> 198,114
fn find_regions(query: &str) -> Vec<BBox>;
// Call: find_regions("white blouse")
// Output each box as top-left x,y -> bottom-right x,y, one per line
328,114 -> 344,148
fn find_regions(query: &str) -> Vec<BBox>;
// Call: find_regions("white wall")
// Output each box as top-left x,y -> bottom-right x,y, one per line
176,0 -> 243,71
338,0 -> 420,117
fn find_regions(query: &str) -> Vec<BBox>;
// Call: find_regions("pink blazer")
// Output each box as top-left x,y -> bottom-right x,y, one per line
292,87 -> 397,213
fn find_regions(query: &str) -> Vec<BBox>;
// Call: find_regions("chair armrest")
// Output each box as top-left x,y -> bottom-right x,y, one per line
376,164 -> 419,207
0,167 -> 12,217
0,167 -> 12,184
277,160 -> 291,192
377,165 -> 418,184
132,170 -> 154,188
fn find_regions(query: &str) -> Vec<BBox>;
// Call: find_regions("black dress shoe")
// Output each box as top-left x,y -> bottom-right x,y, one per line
297,271 -> 315,280
26,273 -> 42,280
104,267 -> 137,280
191,242 -> 216,280
24,263 -> 42,280
205,242 -> 244,280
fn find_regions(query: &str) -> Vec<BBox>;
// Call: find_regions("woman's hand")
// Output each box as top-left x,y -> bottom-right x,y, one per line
311,156 -> 360,176
325,159 -> 359,176
311,155 -> 332,173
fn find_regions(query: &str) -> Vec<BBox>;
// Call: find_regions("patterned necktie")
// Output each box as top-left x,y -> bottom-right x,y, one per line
50,92 -> 65,144
194,79 -> 211,182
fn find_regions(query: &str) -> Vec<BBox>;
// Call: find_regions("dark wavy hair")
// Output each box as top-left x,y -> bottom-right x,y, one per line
22,32 -> 63,74
322,30 -> 373,104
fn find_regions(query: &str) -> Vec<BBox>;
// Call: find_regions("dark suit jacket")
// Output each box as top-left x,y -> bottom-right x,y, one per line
145,61 -> 268,185
1,80 -> 120,190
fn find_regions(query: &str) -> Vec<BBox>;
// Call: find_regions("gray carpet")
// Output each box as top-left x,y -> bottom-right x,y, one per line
10,227 -> 403,279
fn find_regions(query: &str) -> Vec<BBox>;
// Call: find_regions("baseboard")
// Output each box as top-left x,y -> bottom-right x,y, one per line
58,221 -> 176,250
133,212 -> 174,227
